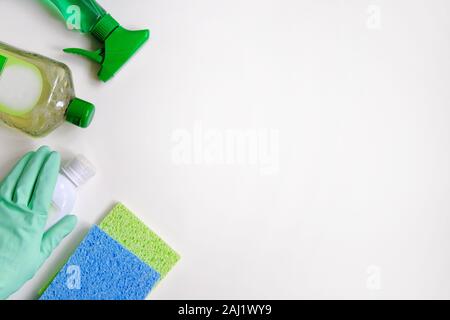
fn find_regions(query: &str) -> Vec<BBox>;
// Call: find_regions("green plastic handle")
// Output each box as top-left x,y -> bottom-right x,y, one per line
46,0 -> 106,33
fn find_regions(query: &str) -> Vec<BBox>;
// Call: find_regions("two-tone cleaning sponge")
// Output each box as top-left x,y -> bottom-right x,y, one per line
40,203 -> 179,300
40,226 -> 161,300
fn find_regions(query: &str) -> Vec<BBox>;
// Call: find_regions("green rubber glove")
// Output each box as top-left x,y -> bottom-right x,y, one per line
0,146 -> 77,299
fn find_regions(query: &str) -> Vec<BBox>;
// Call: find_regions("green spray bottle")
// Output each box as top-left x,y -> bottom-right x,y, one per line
44,0 -> 150,82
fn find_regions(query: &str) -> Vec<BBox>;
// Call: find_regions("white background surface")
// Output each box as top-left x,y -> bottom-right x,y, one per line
1,0 -> 450,299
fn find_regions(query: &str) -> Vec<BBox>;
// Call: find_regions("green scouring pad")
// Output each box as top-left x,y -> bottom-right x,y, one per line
99,203 -> 180,278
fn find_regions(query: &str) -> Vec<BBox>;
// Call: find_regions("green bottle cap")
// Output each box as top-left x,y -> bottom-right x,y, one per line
0,54 -> 7,75
66,98 -> 95,128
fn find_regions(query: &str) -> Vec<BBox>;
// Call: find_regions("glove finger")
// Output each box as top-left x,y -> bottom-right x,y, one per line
41,215 -> 77,259
29,151 -> 61,214
13,146 -> 52,207
0,152 -> 34,200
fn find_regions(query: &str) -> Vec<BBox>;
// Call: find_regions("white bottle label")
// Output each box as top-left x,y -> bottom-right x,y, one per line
47,174 -> 77,229
0,51 -> 43,116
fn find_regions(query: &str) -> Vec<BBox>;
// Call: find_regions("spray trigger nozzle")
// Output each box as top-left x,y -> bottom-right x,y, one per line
63,48 -> 104,64
62,14 -> 149,82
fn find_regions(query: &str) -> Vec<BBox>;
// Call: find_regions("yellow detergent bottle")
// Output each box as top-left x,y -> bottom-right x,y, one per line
0,42 -> 95,137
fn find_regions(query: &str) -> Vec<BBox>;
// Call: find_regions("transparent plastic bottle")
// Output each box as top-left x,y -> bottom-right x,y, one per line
47,155 -> 96,227
0,42 -> 95,137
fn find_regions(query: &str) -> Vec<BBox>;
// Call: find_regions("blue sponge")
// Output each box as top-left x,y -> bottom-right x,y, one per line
40,226 -> 161,300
